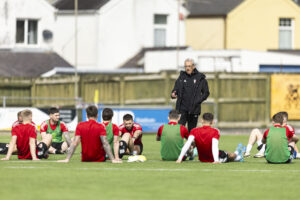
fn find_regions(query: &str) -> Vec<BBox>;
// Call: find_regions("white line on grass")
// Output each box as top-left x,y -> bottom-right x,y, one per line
4,166 -> 300,173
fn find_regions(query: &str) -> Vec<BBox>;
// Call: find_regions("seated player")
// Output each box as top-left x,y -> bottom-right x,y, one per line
245,111 -> 299,158
0,111 -> 23,155
58,105 -> 121,163
262,113 -> 299,164
1,110 -> 39,161
156,109 -> 189,161
39,107 -> 71,155
101,108 -> 121,160
176,113 -> 244,163
119,114 -> 143,157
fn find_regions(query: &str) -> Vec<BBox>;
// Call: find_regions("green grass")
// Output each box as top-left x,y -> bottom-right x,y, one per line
0,133 -> 300,200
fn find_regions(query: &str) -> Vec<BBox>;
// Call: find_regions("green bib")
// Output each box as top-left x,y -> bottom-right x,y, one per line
104,122 -> 114,151
46,120 -> 63,143
265,126 -> 290,163
160,124 -> 183,161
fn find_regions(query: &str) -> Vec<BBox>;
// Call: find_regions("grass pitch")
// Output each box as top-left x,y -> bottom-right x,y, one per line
0,133 -> 300,200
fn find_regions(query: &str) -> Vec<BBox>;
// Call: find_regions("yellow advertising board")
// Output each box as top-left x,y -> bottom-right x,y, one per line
271,74 -> 300,120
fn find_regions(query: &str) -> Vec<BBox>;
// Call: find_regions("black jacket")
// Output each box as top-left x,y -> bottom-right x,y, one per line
171,69 -> 210,115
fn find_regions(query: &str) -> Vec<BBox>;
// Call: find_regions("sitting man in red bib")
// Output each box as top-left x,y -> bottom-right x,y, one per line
119,114 -> 143,158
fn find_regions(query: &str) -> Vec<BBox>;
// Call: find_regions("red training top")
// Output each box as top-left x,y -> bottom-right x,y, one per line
40,120 -> 68,133
157,122 -> 189,139
190,126 -> 220,163
11,123 -> 37,159
102,122 -> 119,136
263,124 -> 294,141
119,123 -> 143,145
75,120 -> 107,162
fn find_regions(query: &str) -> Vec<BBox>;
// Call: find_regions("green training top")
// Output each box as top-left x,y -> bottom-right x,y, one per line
160,124 -> 183,161
46,120 -> 63,143
104,122 -> 114,151
265,126 -> 290,163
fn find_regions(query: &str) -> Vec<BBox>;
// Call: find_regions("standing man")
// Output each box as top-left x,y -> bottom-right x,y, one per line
171,58 -> 210,132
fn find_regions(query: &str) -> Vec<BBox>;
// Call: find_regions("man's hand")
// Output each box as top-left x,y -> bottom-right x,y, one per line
176,159 -> 182,163
112,159 -> 122,164
57,159 -> 70,163
213,161 -> 221,164
171,91 -> 177,99
32,158 -> 40,161
1,157 -> 9,161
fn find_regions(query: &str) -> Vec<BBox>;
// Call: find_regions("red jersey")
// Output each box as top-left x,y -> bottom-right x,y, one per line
157,122 -> 189,139
103,122 -> 119,136
283,124 -> 295,135
11,123 -> 37,160
119,123 -> 143,145
190,126 -> 220,163
75,120 -> 107,162
12,120 -> 36,128
40,120 -> 68,133
263,125 -> 294,141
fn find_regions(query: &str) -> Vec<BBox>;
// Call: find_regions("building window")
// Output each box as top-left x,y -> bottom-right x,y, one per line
154,14 -> 167,47
16,19 -> 38,45
279,18 -> 293,49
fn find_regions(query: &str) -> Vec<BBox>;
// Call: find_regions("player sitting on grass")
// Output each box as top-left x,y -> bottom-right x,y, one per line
58,105 -> 121,163
245,111 -> 299,158
101,108 -> 121,160
119,114 -> 143,157
156,109 -> 189,161
262,112 -> 299,164
1,110 -> 39,161
176,113 -> 244,163
39,107 -> 72,155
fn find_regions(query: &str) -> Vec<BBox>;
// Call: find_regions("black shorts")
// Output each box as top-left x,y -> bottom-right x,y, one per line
51,142 -> 64,151
219,150 -> 228,163
134,143 -> 143,154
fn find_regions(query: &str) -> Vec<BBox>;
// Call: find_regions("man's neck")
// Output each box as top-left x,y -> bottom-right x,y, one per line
273,123 -> 281,126
169,120 -> 178,123
202,123 -> 211,127
103,120 -> 111,123
89,117 -> 97,121
50,119 -> 58,125
23,120 -> 31,124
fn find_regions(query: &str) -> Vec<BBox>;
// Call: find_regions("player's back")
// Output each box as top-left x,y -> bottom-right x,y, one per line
191,126 -> 220,163
76,120 -> 107,162
12,123 -> 37,159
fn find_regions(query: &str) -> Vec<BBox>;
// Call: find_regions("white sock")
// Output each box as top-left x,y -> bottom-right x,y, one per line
234,155 -> 241,161
257,140 -> 262,146
246,144 -> 252,154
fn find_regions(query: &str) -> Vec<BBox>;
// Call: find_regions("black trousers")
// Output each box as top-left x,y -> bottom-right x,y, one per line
178,111 -> 199,132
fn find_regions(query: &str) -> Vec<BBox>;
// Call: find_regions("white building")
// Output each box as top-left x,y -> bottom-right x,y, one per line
53,0 -> 187,70
141,49 -> 300,73
0,0 -> 56,50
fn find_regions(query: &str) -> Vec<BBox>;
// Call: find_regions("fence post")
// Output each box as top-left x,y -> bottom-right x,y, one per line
119,75 -> 125,105
214,73 -> 219,127
3,96 -> 6,108
265,75 -> 271,127
163,71 -> 170,105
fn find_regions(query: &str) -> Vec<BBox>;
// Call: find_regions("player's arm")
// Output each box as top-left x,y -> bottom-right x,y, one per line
291,134 -> 299,143
100,136 -> 122,163
156,126 -> 163,141
132,130 -> 142,143
113,135 -> 120,160
57,136 -> 80,163
1,136 -> 17,160
262,129 -> 268,144
176,135 -> 195,163
29,137 -> 39,161
63,132 -> 72,147
212,138 -> 220,164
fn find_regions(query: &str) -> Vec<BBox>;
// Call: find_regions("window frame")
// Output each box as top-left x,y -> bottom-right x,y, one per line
153,14 -> 168,47
278,18 -> 294,50
15,18 -> 39,46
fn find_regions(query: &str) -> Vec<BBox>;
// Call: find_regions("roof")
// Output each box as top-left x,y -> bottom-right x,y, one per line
120,47 -> 188,69
54,0 -> 109,10
0,50 -> 73,77
268,49 -> 300,56
185,0 -> 244,17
